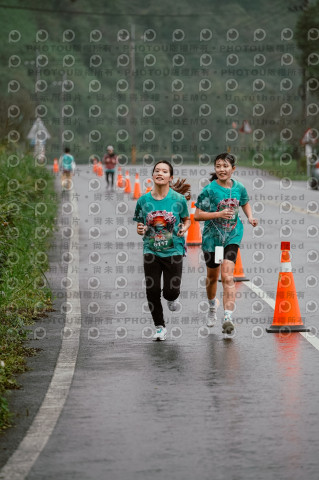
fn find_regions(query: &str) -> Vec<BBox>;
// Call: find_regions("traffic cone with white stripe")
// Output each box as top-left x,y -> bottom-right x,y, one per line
117,167 -> 124,189
266,242 -> 309,333
187,201 -> 202,246
133,173 -> 141,199
124,170 -> 131,194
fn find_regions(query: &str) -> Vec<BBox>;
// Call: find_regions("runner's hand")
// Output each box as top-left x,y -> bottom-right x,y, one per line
177,223 -> 186,236
218,208 -> 234,220
137,223 -> 147,235
248,217 -> 258,227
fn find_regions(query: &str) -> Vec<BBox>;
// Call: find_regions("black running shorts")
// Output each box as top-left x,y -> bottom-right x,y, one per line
204,244 -> 239,268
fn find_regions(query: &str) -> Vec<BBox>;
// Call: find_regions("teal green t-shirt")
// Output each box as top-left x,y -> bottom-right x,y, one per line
133,189 -> 189,257
62,154 -> 74,171
195,179 -> 249,252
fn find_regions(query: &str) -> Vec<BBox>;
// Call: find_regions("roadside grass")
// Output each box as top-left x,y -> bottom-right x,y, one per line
0,150 -> 58,430
238,146 -> 308,181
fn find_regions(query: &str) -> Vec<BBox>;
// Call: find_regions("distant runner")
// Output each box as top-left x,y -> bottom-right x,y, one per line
59,147 -> 75,190
103,145 -> 118,189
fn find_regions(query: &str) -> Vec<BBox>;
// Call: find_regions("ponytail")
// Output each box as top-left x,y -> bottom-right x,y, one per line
209,172 -> 218,182
170,178 -> 191,200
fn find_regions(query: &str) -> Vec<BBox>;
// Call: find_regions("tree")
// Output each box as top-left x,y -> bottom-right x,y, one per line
295,1 -> 319,100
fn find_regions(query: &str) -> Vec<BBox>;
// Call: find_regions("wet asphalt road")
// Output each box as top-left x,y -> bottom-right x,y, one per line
1,164 -> 319,480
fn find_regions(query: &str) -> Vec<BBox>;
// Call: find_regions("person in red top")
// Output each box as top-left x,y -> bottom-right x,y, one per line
103,145 -> 118,188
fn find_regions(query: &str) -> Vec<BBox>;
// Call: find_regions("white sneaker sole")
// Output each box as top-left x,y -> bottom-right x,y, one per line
222,320 -> 234,334
167,301 -> 178,312
168,306 -> 177,312
206,317 -> 217,328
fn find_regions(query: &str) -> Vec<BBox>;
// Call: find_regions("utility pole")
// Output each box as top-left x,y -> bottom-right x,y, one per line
60,71 -> 67,155
130,24 -> 136,164
301,0 -> 310,123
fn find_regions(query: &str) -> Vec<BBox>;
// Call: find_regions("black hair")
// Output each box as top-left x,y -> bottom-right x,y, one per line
209,152 -> 236,182
64,147 -> 70,153
152,160 -> 191,200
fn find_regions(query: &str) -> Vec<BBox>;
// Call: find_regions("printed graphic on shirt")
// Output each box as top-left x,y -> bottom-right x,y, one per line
145,210 -> 176,252
215,198 -> 240,232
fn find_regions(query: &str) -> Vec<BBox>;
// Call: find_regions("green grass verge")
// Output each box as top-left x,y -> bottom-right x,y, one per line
238,145 -> 308,181
0,148 -> 58,431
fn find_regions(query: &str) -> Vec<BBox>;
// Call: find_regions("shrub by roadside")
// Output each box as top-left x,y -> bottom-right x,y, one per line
0,151 -> 58,430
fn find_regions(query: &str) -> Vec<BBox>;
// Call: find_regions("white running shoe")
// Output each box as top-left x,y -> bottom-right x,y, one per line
153,326 -> 167,341
206,298 -> 220,327
167,299 -> 178,312
222,313 -> 234,334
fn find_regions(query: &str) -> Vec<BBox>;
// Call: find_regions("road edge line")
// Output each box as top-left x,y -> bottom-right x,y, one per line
245,281 -> 319,352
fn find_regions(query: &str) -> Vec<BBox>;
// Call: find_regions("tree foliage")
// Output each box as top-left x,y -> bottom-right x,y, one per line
295,1 -> 319,90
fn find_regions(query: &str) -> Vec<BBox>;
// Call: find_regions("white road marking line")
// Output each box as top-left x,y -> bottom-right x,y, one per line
0,190 -> 81,480
299,333 -> 319,350
245,281 -> 276,309
245,281 -> 319,352
263,199 -> 319,217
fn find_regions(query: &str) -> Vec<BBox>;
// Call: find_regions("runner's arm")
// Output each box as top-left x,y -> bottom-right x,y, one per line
194,208 -> 233,221
177,217 -> 191,236
241,202 -> 258,227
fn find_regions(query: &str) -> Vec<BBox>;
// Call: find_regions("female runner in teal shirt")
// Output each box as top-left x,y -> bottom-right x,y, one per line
134,160 -> 191,341
194,152 -> 258,334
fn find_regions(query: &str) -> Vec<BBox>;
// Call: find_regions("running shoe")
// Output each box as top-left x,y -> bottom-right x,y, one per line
167,299 -> 178,312
153,326 -> 167,341
206,298 -> 220,327
222,312 -> 234,334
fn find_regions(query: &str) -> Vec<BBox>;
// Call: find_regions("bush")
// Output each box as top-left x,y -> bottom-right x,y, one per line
0,151 -> 58,430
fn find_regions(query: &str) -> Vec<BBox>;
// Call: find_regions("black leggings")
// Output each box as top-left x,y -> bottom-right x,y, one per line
105,171 -> 114,186
143,254 -> 183,327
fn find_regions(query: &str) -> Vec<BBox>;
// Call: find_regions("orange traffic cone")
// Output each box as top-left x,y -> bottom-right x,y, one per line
266,242 -> 309,333
133,173 -> 142,199
53,158 -> 59,173
233,249 -> 249,282
187,201 -> 202,246
93,158 -> 98,174
97,161 -> 103,177
144,178 -> 153,193
117,167 -> 124,189
124,170 -> 131,194
218,248 -> 249,282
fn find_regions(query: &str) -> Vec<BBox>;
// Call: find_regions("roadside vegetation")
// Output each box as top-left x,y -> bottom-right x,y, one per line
0,149 -> 58,430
